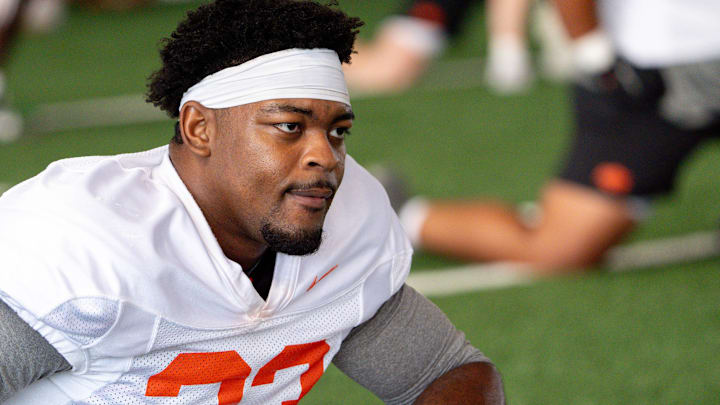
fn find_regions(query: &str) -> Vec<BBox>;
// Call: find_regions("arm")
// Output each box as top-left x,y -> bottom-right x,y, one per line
0,297 -> 71,401
414,362 -> 504,405
333,285 -> 504,404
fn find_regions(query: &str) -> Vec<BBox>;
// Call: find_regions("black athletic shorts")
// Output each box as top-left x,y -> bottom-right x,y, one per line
401,0 -> 477,36
559,76 -> 720,198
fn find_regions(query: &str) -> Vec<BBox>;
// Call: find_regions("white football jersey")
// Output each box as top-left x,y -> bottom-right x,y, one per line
0,146 -> 412,404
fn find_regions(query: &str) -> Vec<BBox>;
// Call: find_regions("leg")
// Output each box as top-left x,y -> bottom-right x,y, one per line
401,76 -> 707,273
417,180 -> 635,271
343,0 -> 475,94
484,0 -> 534,94
0,0 -> 23,142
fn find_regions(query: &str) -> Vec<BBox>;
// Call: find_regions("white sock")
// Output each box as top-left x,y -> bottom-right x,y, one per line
398,197 -> 430,247
380,16 -> 448,58
485,35 -> 533,93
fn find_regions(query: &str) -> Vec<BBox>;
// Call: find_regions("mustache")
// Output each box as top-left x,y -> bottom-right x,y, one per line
285,180 -> 338,195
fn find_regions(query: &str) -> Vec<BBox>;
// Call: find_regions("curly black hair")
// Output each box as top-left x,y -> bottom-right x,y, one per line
146,0 -> 362,143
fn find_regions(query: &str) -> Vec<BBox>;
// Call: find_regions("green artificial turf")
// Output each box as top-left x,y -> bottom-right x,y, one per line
307,259 -> 720,404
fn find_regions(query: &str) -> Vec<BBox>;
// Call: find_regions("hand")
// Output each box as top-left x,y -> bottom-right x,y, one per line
576,58 -> 665,104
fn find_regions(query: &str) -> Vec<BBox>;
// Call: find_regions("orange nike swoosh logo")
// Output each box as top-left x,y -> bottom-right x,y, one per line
307,265 -> 339,291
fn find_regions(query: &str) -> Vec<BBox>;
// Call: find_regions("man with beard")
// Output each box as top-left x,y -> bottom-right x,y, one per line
0,0 -> 504,403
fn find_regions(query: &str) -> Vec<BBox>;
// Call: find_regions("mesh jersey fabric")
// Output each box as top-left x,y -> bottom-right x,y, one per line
0,146 -> 412,404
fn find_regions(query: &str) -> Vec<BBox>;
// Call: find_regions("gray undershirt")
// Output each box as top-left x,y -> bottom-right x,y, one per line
0,284 -> 491,403
333,284 -> 491,404
0,298 -> 71,401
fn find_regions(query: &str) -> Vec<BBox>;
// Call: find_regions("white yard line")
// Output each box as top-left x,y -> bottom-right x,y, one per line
27,94 -> 167,134
407,262 -> 535,297
604,230 -> 719,272
409,230 -> 720,297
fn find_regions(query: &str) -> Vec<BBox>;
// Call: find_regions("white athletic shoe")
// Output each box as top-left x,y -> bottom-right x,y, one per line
0,71 -> 23,143
0,108 -> 23,143
0,106 -> 22,142
22,0 -> 67,33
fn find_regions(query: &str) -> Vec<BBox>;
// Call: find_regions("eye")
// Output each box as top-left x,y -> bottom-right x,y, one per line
273,123 -> 301,133
329,127 -> 351,139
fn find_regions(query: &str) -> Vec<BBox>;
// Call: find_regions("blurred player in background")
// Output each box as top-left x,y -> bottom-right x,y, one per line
342,0 -> 572,95
393,0 -> 720,273
0,0 -> 31,142
0,0 -> 504,403
0,0 -> 150,142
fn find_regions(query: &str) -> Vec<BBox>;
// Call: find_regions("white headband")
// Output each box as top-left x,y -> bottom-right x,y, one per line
178,48 -> 350,112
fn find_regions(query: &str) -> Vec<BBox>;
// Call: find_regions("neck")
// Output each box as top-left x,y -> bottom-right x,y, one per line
169,143 -> 267,270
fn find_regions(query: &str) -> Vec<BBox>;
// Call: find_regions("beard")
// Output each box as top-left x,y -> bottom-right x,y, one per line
260,220 -> 324,256
259,181 -> 335,255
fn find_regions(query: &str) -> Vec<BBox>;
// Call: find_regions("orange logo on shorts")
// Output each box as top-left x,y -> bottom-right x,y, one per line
591,162 -> 634,195
409,1 -> 447,25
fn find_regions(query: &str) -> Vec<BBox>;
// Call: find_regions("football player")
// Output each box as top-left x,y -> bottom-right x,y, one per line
0,0 -> 25,142
0,0 -> 504,403
395,0 -> 720,272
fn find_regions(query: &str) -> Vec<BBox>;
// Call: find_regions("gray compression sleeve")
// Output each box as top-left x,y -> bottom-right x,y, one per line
333,284 -> 492,404
0,298 -> 71,401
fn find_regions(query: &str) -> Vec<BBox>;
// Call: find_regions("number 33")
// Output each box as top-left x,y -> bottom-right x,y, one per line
146,340 -> 330,405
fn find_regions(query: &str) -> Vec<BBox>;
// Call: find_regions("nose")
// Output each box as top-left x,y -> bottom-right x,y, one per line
300,130 -> 342,172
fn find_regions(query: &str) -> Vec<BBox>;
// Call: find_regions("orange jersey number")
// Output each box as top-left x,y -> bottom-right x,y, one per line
146,340 -> 330,404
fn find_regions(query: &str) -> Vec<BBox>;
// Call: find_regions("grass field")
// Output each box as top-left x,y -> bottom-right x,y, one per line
1,1 -> 719,403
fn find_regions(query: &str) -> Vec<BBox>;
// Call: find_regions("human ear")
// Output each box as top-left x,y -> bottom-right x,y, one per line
178,101 -> 216,157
